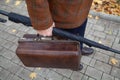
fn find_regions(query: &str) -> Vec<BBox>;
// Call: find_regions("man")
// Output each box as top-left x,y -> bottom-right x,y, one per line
25,0 -> 94,55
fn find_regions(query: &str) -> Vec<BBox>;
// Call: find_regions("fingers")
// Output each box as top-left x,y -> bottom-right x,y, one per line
37,27 -> 53,36
37,22 -> 55,36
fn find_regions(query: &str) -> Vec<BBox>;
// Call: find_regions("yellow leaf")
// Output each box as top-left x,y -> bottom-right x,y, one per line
88,14 -> 93,18
108,30 -> 112,34
29,72 -> 37,80
96,8 -> 102,12
98,41 -> 102,44
110,58 -> 118,65
15,1 -> 21,6
97,1 -> 102,4
12,29 -> 17,33
6,0 -> 10,3
94,0 -> 102,4
92,0 -> 120,16
25,4 -> 27,7
95,16 -> 99,19
37,67 -> 41,70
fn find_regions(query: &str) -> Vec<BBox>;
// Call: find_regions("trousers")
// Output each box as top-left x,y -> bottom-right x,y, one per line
59,19 -> 87,49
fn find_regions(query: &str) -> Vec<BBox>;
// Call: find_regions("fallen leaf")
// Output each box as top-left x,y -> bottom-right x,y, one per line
108,30 -> 112,34
6,0 -> 10,3
88,14 -> 93,18
15,1 -> 21,6
95,16 -> 99,19
95,0 -> 102,5
98,41 -> 102,43
25,4 -> 27,7
91,0 -> 120,16
110,58 -> 118,65
12,29 -> 17,33
29,72 -> 37,80
37,67 -> 41,70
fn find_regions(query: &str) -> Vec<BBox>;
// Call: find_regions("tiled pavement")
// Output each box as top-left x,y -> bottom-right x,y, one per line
0,0 -> 120,80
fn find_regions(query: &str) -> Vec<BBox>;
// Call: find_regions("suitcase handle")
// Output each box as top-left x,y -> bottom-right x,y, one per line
36,34 -> 53,40
19,34 -> 53,42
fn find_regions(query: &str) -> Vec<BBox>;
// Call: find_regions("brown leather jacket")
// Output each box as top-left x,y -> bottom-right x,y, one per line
25,0 -> 93,30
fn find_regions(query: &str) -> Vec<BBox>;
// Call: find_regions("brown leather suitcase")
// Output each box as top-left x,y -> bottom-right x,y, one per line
16,34 -> 82,70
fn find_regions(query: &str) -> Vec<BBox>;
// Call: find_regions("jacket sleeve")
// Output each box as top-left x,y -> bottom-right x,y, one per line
25,0 -> 53,30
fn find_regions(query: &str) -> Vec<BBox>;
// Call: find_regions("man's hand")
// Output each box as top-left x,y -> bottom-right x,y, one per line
37,23 -> 55,36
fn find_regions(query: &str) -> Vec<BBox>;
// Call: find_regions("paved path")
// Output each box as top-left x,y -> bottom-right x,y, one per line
0,0 -> 120,80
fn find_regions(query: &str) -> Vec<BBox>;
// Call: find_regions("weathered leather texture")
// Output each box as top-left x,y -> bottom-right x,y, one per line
16,34 -> 81,70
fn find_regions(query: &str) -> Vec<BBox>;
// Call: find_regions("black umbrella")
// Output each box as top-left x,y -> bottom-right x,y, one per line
0,9 -> 120,54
